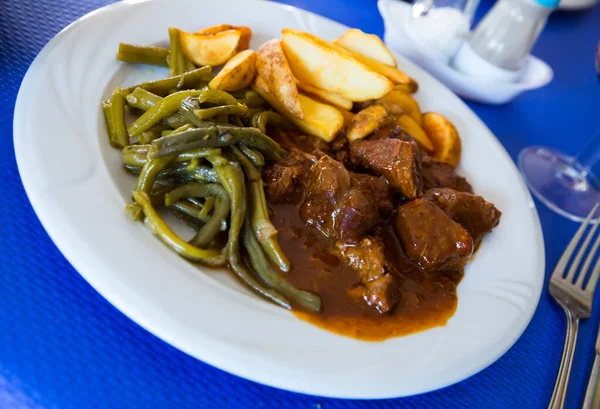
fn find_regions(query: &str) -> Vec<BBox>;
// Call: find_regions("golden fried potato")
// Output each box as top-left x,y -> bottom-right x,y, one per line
194,24 -> 252,51
194,24 -> 235,35
253,76 -> 344,142
331,41 -> 415,88
422,112 -> 462,166
209,50 -> 256,91
393,82 -> 418,94
338,107 -> 355,128
281,29 -> 393,102
334,29 -> 396,67
395,114 -> 433,151
377,90 -> 422,125
296,82 -> 353,110
180,29 -> 241,67
347,104 -> 392,142
256,39 -> 303,118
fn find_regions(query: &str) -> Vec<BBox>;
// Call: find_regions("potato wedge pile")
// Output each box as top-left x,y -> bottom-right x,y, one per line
147,24 -> 462,165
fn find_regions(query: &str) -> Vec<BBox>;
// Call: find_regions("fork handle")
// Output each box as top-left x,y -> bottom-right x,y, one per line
548,307 -> 580,409
582,351 -> 600,408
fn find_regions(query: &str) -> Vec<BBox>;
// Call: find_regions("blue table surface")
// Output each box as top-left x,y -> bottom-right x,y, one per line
1,0 -> 600,407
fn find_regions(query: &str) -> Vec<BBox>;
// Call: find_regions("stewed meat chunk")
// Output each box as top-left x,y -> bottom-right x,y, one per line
300,156 -> 389,243
424,188 -> 501,245
350,138 -> 421,199
262,149 -> 307,204
336,237 -> 399,313
394,198 -> 474,271
421,156 -> 473,193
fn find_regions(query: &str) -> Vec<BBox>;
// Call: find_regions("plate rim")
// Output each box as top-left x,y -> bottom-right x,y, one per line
13,0 -> 545,399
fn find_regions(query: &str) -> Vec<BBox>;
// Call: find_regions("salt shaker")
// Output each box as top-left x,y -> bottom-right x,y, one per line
451,0 -> 558,81
409,0 -> 480,62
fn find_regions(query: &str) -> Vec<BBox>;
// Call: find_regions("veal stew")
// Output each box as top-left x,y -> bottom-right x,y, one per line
261,128 -> 501,340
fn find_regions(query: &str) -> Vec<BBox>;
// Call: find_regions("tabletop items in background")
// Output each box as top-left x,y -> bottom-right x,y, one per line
519,130 -> 600,222
379,0 -> 556,103
545,205 -> 600,408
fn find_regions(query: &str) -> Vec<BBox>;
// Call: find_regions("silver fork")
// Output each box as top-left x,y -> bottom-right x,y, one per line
548,203 -> 600,409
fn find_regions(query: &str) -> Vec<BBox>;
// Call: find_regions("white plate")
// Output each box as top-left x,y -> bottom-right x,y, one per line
13,0 -> 545,399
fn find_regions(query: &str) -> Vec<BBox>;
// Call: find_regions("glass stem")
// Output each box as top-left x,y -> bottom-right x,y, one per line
574,130 -> 600,187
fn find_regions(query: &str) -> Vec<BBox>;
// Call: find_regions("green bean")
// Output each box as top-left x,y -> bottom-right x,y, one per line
126,88 -> 162,111
165,113 -> 188,129
170,202 -> 206,230
172,198 -> 225,229
125,162 -> 219,184
185,59 -> 196,72
125,203 -> 144,221
149,125 -> 285,161
103,89 -> 129,148
168,163 -> 220,183
133,191 -> 226,265
207,156 -> 291,309
140,124 -> 168,144
161,130 -> 174,137
165,183 -> 230,248
252,110 -> 294,134
194,105 -> 249,120
199,197 -> 215,218
171,201 -> 205,221
242,222 -> 321,312
128,90 -> 202,137
116,43 -> 169,66
168,27 -> 187,76
149,184 -> 175,207
229,115 -> 244,127
197,90 -> 240,106
122,145 -> 149,167
239,145 -> 265,167
123,145 -> 219,168
135,154 -> 176,193
237,90 -> 268,108
124,66 -> 212,96
180,97 -> 214,128
176,148 -> 222,162
173,123 -> 193,134
232,146 -> 290,272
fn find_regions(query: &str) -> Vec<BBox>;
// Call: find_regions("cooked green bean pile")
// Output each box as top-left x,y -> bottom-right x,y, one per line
102,38 -> 321,312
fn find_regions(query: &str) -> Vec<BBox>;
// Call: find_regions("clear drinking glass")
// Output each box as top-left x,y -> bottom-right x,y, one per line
519,131 -> 600,222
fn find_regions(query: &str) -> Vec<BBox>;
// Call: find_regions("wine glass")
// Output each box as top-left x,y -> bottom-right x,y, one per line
519,130 -> 600,222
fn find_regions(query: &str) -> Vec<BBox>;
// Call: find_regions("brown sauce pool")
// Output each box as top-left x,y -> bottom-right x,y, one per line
270,203 -> 462,342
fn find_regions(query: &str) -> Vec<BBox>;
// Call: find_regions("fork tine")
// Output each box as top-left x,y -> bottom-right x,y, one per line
552,203 -> 600,279
566,211 -> 600,282
585,252 -> 600,294
576,225 -> 600,288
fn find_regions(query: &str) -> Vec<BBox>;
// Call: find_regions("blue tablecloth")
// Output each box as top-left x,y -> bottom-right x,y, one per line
1,0 -> 599,407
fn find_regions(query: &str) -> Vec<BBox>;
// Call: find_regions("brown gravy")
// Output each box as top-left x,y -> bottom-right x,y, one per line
270,202 -> 462,342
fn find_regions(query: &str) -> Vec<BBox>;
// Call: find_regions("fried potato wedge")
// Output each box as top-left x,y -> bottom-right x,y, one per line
332,41 -> 416,88
194,24 -> 252,50
347,104 -> 392,142
377,90 -> 422,125
422,112 -> 462,166
253,76 -> 343,141
334,29 -> 396,67
281,29 -> 393,102
393,82 -> 418,94
338,107 -> 355,128
296,82 -> 353,110
180,29 -> 241,67
395,114 -> 433,151
256,39 -> 303,118
209,50 -> 256,91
